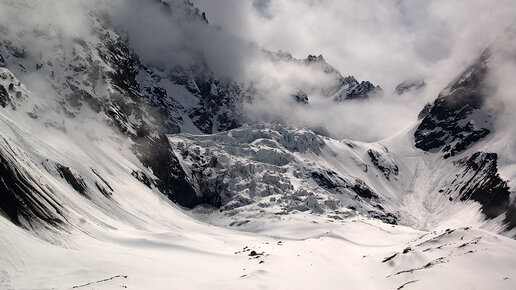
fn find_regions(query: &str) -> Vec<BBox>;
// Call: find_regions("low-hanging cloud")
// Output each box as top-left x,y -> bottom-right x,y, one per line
2,0 -> 515,142
193,0 -> 516,141
485,24 -> 516,135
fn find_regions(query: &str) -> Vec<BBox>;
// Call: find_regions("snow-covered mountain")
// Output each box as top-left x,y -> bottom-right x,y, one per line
267,52 -> 382,103
0,0 -> 515,289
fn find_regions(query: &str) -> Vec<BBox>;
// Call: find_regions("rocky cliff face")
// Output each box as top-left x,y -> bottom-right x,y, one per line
452,152 -> 514,229
0,2 -> 201,213
414,49 -> 493,158
411,27 -> 516,231
332,76 -> 383,101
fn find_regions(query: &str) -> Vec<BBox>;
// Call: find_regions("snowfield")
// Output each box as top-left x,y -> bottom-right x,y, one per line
2,204 -> 516,289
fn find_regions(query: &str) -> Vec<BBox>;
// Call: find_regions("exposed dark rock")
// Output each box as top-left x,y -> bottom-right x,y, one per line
180,76 -> 246,134
417,103 -> 432,120
298,53 -> 382,101
248,250 -> 259,256
369,211 -> 398,225
0,85 -> 9,108
311,170 -> 347,189
397,280 -> 419,290
135,63 -> 182,134
92,27 -> 199,208
131,170 -> 153,189
132,134 -> 199,208
71,275 -> 128,289
414,49 -> 493,158
56,164 -> 87,196
367,149 -> 399,181
0,148 -> 64,229
66,85 -> 102,114
95,182 -> 112,197
292,91 -> 309,104
352,179 -> 379,200
450,152 -> 514,229
382,253 -> 398,263
334,76 -> 382,101
3,40 -> 25,58
305,54 -> 326,63
388,257 -> 448,277
311,170 -> 381,201
91,169 -> 113,192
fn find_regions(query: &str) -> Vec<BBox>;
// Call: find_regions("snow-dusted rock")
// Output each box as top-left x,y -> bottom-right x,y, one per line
414,49 -> 493,158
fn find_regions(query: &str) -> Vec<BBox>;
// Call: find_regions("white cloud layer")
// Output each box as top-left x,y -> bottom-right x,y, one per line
1,0 -> 514,141
192,0 -> 516,141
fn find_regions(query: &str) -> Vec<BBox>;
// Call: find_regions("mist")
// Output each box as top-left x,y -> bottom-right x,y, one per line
485,24 -> 516,143
2,0 -> 515,142
193,0 -> 516,141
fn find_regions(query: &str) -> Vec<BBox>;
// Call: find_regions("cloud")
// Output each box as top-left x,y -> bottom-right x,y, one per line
193,0 -> 516,90
485,24 -> 516,132
191,0 -> 516,140
2,0 -> 514,142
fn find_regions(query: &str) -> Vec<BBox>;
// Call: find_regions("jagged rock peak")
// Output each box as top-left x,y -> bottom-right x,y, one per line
414,48 -> 493,158
291,91 -> 309,104
333,76 -> 383,102
305,54 -> 326,63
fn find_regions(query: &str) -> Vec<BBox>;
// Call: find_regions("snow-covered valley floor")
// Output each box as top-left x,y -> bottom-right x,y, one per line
2,204 -> 515,290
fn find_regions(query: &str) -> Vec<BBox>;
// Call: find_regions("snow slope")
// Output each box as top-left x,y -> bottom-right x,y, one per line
2,199 -> 516,289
